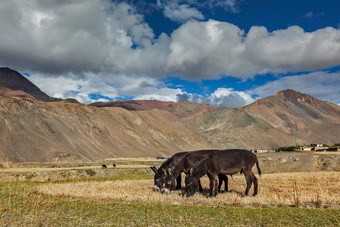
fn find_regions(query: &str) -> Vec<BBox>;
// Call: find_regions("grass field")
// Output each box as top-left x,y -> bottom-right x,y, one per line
1,162 -> 340,226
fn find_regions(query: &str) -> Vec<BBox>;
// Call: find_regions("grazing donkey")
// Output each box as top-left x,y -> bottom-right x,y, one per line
163,150 -> 228,195
185,149 -> 261,197
150,152 -> 188,191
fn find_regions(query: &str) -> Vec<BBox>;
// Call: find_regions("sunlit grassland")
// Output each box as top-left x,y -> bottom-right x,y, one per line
37,172 -> 340,207
0,164 -> 340,225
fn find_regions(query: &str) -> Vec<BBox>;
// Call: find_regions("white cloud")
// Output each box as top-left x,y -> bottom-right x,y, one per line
0,0 -> 154,74
206,0 -> 241,13
177,88 -> 254,108
163,3 -> 204,23
304,11 -> 314,18
133,87 -> 184,102
166,21 -> 340,79
248,71 -> 340,105
2,1 -> 340,80
26,73 -> 119,103
26,72 -> 184,104
27,72 -> 254,107
2,0 -> 340,107
158,0 -> 241,19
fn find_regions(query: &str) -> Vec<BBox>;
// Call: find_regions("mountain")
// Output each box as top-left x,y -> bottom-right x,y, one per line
0,97 -> 214,164
90,100 -> 215,118
0,68 -> 340,165
182,89 -> 340,149
0,67 -> 56,102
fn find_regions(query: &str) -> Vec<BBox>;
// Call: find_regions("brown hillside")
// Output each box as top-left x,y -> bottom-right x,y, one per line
182,89 -> 340,150
0,96 -> 213,163
0,86 -> 39,102
90,99 -> 215,118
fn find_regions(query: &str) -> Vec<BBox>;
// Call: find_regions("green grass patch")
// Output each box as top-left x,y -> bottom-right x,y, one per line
0,182 -> 339,226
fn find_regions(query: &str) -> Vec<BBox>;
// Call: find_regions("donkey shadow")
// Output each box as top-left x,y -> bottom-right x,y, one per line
179,188 -> 244,197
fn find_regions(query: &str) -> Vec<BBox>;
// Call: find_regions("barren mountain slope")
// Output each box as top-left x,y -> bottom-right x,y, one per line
0,86 -> 39,101
90,99 -> 215,118
0,67 -> 55,102
244,89 -> 340,145
182,89 -> 340,150
0,97 -> 213,163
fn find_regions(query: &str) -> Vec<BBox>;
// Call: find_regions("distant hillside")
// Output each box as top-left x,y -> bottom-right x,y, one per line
0,67 -> 56,102
182,89 -> 340,150
0,68 -> 340,165
90,99 -> 215,118
0,97 -> 214,164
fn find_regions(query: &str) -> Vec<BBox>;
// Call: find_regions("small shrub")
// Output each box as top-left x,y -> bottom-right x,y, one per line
85,169 -> 96,176
278,145 -> 301,152
24,173 -> 37,180
60,171 -> 70,178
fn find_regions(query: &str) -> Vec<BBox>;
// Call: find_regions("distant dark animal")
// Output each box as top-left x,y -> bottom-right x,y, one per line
102,164 -> 107,169
113,164 -> 116,168
185,149 -> 261,197
150,152 -> 188,191
163,150 -> 228,194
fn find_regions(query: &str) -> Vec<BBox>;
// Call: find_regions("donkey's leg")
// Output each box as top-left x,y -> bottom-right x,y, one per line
209,175 -> 214,196
176,174 -> 182,190
198,179 -> 203,193
218,174 -> 223,193
243,170 -> 253,196
251,172 -> 258,196
209,174 -> 218,197
218,174 -> 228,192
214,177 -> 219,196
223,174 -> 228,192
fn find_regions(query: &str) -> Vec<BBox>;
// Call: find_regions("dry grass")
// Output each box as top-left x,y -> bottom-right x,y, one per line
313,151 -> 340,155
105,157 -> 162,161
36,171 -> 340,208
0,164 -> 149,173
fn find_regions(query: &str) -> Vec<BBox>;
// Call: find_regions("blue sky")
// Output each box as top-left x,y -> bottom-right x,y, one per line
0,0 -> 340,107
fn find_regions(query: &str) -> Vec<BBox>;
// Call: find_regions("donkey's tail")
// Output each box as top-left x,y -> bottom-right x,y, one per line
256,159 -> 262,176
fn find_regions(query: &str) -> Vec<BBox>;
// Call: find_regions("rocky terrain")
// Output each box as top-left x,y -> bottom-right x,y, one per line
0,67 -> 340,165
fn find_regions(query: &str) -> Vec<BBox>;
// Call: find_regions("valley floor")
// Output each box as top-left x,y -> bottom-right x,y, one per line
0,155 -> 340,225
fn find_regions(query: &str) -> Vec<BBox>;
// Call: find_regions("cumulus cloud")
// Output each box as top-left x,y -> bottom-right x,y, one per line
177,88 -> 254,108
166,21 -> 340,79
248,71 -> 340,105
2,0 -> 340,106
0,0 -> 154,75
163,2 -> 204,23
27,73 -> 119,103
2,1 -> 340,79
158,0 -> 241,21
27,71 -> 184,104
27,71 -> 254,107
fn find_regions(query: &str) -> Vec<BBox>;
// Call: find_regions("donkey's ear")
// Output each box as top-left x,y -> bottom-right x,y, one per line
189,166 -> 193,176
150,166 -> 158,174
168,167 -> 172,176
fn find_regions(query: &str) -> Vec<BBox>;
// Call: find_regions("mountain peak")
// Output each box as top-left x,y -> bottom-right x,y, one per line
275,89 -> 319,106
0,67 -> 53,102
